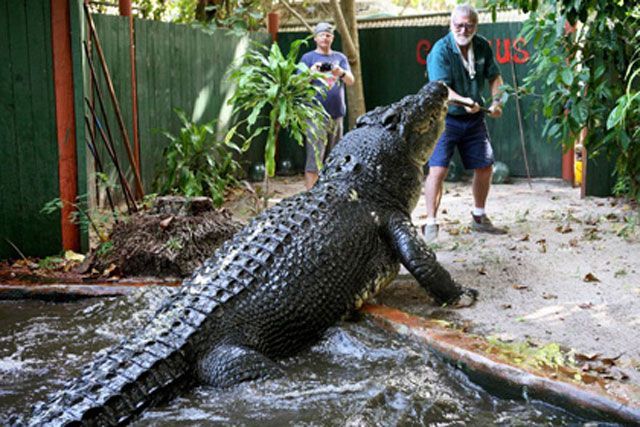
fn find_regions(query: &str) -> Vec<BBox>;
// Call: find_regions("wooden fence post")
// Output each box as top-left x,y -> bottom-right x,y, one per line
51,0 -> 80,251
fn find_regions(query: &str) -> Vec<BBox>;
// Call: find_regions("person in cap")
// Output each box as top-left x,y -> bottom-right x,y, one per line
300,22 -> 355,190
422,3 -> 506,243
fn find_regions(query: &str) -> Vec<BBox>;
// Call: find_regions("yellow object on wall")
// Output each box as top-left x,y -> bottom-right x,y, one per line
574,145 -> 583,186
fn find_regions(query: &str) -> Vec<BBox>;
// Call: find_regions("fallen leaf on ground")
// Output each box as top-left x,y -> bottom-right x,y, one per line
103,263 -> 118,277
477,267 -> 487,275
601,355 -> 622,366
575,352 -> 600,362
512,283 -> 529,290
583,273 -> 600,283
579,373 -> 601,384
159,216 -> 174,229
603,368 -> 629,381
64,250 -> 85,262
518,234 -> 530,241
447,228 -> 460,236
555,224 -> 573,233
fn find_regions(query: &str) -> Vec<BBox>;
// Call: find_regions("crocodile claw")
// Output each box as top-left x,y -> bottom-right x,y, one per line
448,287 -> 478,308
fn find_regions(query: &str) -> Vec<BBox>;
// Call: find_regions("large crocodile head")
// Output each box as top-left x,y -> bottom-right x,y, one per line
398,81 -> 449,166
319,81 -> 449,211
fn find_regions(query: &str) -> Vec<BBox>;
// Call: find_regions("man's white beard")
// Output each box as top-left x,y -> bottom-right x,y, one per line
454,33 -> 475,46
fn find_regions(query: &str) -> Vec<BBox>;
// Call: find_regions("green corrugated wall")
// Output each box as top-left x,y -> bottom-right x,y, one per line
0,0 -> 61,258
91,16 -> 268,196
277,22 -> 561,178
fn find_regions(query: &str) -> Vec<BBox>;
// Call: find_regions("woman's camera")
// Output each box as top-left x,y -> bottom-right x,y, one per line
318,62 -> 334,72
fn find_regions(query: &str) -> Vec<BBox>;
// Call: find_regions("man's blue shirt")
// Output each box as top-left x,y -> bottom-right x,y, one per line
300,50 -> 350,119
427,32 -> 500,115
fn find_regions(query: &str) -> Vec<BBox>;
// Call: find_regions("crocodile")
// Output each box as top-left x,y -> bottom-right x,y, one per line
27,81 -> 477,426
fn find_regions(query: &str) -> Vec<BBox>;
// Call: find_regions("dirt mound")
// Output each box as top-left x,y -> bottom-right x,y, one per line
88,196 -> 242,278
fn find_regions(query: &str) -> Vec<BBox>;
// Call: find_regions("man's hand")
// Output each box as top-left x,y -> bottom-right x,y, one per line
330,66 -> 345,78
460,97 -> 481,114
488,101 -> 503,118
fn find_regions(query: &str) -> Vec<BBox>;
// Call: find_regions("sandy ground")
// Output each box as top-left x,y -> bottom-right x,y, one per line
254,175 -> 640,390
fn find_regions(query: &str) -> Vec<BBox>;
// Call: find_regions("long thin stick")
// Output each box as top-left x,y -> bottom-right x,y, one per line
447,99 -> 492,113
85,99 -> 137,213
83,115 -> 118,217
83,41 -> 137,211
83,2 -> 144,198
83,42 -> 120,159
5,238 -> 28,262
509,58 -> 533,188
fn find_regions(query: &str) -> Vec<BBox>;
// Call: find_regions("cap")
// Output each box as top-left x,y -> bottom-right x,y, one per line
313,22 -> 334,35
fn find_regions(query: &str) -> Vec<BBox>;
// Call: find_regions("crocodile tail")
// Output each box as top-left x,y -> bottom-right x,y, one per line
29,329 -> 194,426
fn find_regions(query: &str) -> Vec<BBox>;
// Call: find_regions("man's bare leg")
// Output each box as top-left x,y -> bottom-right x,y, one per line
422,166 -> 448,242
424,166 -> 449,218
471,165 -> 492,209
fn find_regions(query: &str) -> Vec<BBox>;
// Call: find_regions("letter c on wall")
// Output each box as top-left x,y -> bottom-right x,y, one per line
416,39 -> 432,65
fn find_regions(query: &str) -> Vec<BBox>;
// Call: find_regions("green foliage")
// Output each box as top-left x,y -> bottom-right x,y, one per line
154,109 -> 242,207
195,2 -> 266,34
487,0 -> 640,199
96,241 -> 114,258
226,38 -> 330,177
133,0 -> 197,22
38,256 -> 65,270
130,0 -> 265,31
41,194 -> 113,242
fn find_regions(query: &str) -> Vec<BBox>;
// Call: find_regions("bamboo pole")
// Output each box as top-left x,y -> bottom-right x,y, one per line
83,115 -> 118,217
83,2 -> 144,198
83,41 -> 137,211
509,58 -> 532,188
85,98 -> 137,213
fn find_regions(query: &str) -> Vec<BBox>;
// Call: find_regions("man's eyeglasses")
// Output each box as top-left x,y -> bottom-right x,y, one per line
452,22 -> 476,31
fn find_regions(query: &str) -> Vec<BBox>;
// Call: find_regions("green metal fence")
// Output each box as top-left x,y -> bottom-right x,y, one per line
0,0 -> 61,258
91,16 -> 268,197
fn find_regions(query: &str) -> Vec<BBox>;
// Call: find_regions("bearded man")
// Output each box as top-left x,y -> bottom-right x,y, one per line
422,4 -> 507,242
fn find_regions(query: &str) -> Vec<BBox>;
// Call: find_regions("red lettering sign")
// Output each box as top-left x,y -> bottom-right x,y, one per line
496,39 -> 511,64
512,37 -> 530,64
416,39 -> 432,65
415,37 -> 530,66
487,37 -> 531,64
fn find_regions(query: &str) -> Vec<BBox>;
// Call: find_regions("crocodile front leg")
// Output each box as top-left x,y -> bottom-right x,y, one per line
385,212 -> 477,307
197,344 -> 283,388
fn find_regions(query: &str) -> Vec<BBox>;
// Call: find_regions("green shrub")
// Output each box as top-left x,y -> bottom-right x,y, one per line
154,109 -> 242,207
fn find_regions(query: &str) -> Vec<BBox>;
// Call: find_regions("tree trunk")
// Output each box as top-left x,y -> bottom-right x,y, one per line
329,0 -> 366,129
